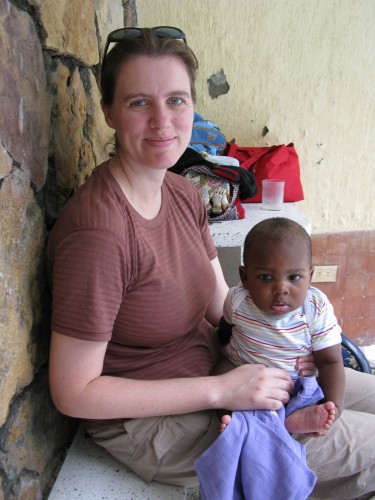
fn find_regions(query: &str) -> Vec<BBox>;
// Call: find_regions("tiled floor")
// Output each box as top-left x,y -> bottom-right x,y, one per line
362,345 -> 375,371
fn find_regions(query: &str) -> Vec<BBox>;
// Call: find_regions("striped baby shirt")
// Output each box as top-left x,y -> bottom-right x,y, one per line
223,284 -> 342,380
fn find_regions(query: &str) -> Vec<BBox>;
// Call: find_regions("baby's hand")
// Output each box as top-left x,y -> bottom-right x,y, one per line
296,354 -> 318,377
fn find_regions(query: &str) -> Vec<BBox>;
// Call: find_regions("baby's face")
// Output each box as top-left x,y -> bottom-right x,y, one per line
240,236 -> 313,316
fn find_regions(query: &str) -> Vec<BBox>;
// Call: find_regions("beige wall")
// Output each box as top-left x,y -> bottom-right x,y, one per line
138,0 -> 375,233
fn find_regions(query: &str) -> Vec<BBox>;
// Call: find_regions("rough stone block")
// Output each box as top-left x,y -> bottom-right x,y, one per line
0,2 -> 50,189
29,0 -> 99,66
0,369 -> 77,499
0,169 -> 45,426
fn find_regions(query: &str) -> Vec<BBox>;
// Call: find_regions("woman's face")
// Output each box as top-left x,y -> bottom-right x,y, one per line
102,55 -> 194,171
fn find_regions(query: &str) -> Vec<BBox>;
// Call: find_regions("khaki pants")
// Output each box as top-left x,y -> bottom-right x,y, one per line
87,368 -> 375,497
296,368 -> 375,499
87,410 -> 219,487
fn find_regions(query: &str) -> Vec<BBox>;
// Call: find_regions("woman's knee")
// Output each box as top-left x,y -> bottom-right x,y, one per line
344,368 -> 375,411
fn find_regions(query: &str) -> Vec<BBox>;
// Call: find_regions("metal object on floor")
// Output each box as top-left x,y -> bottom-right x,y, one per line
341,334 -> 372,374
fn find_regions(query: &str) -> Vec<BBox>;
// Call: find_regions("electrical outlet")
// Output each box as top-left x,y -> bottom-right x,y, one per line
312,265 -> 338,283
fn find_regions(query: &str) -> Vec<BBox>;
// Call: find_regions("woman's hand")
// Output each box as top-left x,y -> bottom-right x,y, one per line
296,354 -> 318,377
217,363 -> 293,412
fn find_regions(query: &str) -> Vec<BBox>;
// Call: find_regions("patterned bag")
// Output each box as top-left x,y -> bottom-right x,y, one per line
169,148 -> 258,221
183,164 -> 242,221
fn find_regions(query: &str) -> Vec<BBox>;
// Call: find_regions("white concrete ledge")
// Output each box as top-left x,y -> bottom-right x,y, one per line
210,202 -> 311,285
48,425 -> 199,500
209,202 -> 311,248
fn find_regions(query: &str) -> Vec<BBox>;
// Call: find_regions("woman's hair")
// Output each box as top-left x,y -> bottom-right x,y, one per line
243,217 -> 312,264
101,28 -> 199,106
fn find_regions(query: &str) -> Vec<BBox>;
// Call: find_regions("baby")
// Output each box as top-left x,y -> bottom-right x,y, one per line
217,217 -> 345,435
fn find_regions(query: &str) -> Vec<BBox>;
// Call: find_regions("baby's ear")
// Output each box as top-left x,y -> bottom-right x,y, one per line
309,266 -> 314,283
239,265 -> 248,287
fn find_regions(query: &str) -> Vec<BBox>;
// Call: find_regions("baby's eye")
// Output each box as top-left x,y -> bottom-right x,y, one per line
289,274 -> 301,282
168,97 -> 183,105
259,274 -> 273,281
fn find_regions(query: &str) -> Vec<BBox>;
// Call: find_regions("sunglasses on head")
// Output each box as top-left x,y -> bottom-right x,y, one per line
101,26 -> 187,75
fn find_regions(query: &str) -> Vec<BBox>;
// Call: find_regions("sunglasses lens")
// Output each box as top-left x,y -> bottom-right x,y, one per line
153,27 -> 186,42
103,26 -> 187,73
109,28 -> 142,42
107,27 -> 186,46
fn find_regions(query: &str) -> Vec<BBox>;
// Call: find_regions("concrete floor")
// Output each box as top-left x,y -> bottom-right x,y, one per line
48,425 -> 200,500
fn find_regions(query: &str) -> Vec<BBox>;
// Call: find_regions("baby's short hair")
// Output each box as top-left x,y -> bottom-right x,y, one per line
243,217 -> 312,264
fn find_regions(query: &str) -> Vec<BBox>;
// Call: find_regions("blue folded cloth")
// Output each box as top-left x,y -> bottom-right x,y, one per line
195,376 -> 322,500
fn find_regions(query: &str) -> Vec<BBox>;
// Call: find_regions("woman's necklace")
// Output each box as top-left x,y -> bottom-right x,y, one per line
112,156 -> 162,219
115,156 -> 134,202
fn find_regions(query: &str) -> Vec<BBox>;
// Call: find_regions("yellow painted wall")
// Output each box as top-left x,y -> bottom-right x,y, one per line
137,0 -> 375,233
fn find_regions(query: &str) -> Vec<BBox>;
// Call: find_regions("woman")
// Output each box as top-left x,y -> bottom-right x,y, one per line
48,27 -> 375,496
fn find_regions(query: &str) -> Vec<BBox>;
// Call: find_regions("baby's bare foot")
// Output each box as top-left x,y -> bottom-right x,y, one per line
219,414 -> 232,434
285,401 -> 336,435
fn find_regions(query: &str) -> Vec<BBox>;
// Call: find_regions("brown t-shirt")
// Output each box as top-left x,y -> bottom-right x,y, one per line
48,162 -> 221,382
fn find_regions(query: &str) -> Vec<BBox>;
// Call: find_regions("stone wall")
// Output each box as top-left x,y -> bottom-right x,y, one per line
0,1 -> 136,498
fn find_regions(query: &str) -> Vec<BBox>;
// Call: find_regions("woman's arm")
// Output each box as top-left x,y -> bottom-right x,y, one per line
204,257 -> 229,326
49,330 -> 293,420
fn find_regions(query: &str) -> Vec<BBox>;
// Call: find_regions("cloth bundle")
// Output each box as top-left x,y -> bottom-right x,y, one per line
195,376 -> 321,500
169,148 -> 258,221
